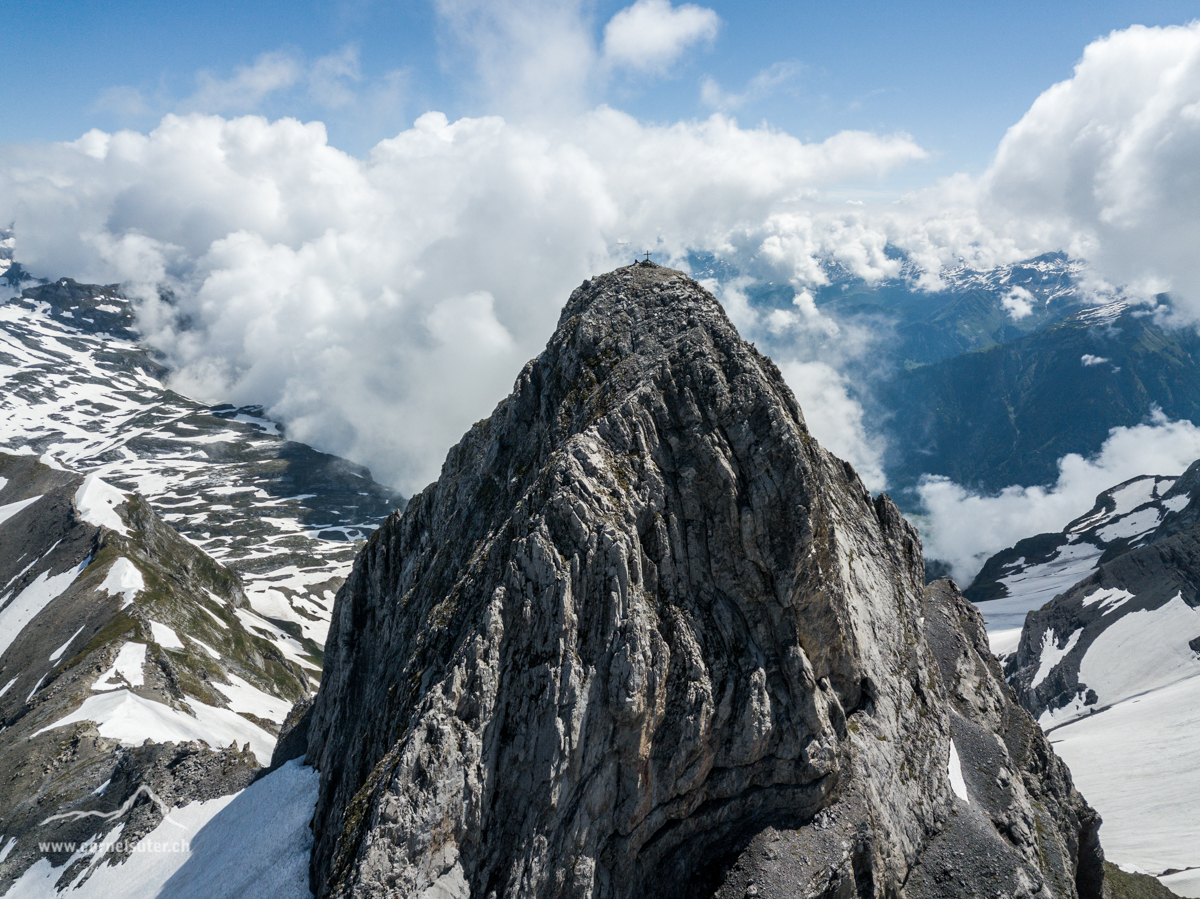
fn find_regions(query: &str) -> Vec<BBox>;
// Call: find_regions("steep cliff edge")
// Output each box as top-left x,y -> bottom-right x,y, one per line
305,262 -> 1103,899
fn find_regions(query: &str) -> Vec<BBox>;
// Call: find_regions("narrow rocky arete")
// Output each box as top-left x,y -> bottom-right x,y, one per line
0,452 -> 311,892
305,263 -> 1104,899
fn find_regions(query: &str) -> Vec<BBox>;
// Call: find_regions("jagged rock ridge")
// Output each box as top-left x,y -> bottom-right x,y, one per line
0,452 -> 309,892
306,263 -> 1104,899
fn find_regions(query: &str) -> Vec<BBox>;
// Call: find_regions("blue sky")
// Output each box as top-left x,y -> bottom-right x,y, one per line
7,0 -> 1198,179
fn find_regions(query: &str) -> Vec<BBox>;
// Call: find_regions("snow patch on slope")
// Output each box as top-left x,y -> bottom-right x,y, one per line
2,759 -> 317,899
92,643 -> 147,691
148,621 -> 184,650
1031,628 -> 1082,690
947,740 -> 969,803
31,689 -> 277,764
0,564 -> 84,660
211,674 -> 293,725
98,557 -> 144,607
0,494 -> 42,526
74,474 -> 129,535
1080,586 -> 1136,613
48,626 -> 85,663
1096,507 -> 1161,542
1077,594 -> 1200,711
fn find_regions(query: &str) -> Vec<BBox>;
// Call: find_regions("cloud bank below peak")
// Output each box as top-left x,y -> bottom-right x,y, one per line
0,106 -> 923,493
1,19 -> 1198,501
919,412 -> 1200,584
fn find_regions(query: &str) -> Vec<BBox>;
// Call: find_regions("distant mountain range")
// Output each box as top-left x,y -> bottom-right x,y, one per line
694,250 -> 1200,504
878,300 -> 1200,494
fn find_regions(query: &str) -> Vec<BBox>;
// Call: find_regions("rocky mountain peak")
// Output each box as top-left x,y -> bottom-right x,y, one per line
304,265 -> 1103,899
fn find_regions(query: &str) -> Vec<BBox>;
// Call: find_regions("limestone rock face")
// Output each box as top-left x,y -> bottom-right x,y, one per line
306,263 -> 1103,899
908,581 -> 1103,899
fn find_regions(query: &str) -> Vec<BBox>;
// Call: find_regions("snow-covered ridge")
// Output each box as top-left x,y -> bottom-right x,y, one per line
0,449 -> 319,893
0,274 -> 402,894
0,278 -> 401,649
937,253 -> 1086,304
971,460 -> 1200,893
966,470 -> 1192,656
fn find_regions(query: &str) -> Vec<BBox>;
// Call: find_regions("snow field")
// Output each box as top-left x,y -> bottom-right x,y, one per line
1050,674 -> 1200,892
2,759 -> 318,899
98,557 -> 144,607
1075,594 -> 1200,713
31,688 -> 278,765
0,564 -> 84,660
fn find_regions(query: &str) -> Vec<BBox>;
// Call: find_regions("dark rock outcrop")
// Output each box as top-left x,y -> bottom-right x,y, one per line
14,277 -> 143,343
305,263 -> 1106,899
267,694 -> 317,775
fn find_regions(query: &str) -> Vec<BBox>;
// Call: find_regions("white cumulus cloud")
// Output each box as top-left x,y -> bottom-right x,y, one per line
602,0 -> 719,74
1001,285 -> 1035,320
5,18 -> 1200,507
779,361 -> 886,491
981,22 -> 1200,315
0,109 -> 923,494
918,411 -> 1200,583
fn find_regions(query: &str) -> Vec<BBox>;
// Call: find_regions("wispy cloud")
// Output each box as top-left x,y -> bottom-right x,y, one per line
700,61 -> 803,111
187,50 -> 304,114
93,45 -> 405,129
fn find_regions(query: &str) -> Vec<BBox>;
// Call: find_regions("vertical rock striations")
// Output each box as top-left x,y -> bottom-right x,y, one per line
306,263 -> 1103,899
